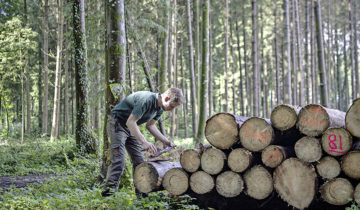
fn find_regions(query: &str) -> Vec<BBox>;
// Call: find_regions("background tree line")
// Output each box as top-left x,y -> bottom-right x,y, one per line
0,0 -> 359,157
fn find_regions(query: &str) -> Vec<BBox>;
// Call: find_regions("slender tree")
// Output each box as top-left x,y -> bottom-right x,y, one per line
224,0 -> 229,112
252,0 -> 259,116
314,0 -> 329,107
235,19 -> 244,114
50,0 -> 64,141
42,0 -> 49,134
305,0 -> 310,104
274,1 -> 280,105
196,0 -> 209,143
186,0 -> 198,138
283,0 -> 292,104
295,0 -> 304,106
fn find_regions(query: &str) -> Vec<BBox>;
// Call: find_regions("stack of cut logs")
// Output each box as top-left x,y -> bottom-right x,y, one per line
134,99 -> 360,209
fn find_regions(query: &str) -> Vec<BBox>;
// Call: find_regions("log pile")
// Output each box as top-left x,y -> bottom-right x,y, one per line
134,99 -> 360,209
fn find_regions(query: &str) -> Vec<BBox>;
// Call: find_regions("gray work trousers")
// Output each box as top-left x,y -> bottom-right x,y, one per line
104,114 -> 145,190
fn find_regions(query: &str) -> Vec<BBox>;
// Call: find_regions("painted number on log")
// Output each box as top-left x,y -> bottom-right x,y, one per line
300,106 -> 325,128
328,134 -> 346,155
242,126 -> 271,145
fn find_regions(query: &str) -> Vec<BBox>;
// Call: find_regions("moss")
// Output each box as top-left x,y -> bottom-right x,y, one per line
110,44 -> 124,56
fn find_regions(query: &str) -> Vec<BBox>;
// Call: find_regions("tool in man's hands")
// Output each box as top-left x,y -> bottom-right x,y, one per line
149,146 -> 176,158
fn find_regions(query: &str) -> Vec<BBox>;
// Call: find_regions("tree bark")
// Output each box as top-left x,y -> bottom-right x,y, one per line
42,0 -> 49,134
180,38 -> 188,138
274,1 -> 280,105
50,0 -> 64,142
295,0 -> 304,106
314,0 -> 329,107
235,20 -> 244,114
134,161 -> 181,193
242,3 -> 251,116
186,0 -> 198,138
283,0 -> 292,104
196,0 -> 209,143
252,0 -> 259,116
224,0 -> 229,113
291,0 -> 298,105
305,0 -> 310,104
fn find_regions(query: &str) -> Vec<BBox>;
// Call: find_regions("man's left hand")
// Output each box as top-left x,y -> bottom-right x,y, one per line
163,139 -> 175,147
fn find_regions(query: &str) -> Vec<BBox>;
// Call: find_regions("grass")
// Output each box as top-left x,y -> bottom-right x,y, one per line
0,136 -> 200,210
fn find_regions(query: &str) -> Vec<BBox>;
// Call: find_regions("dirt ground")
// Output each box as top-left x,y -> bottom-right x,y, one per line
0,174 -> 58,192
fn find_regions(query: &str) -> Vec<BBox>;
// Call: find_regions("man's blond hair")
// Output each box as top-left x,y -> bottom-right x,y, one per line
163,88 -> 185,104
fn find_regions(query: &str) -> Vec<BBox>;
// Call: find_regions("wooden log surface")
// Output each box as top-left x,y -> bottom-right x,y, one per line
201,148 -> 226,175
216,171 -> 244,198
162,168 -> 189,196
316,156 -> 341,179
321,128 -> 353,156
341,151 -> 360,179
261,145 -> 289,168
180,149 -> 201,173
270,104 -> 302,131
227,148 -> 252,172
273,158 -> 317,209
355,183 -> 360,205
320,178 -> 354,206
296,104 -> 346,137
345,98 -> 360,138
189,170 -> 215,195
239,117 -> 274,152
134,161 -> 181,193
205,113 -> 248,149
244,165 -> 273,200
294,136 -> 322,162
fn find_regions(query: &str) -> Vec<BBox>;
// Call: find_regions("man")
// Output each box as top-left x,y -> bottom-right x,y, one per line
102,87 -> 184,197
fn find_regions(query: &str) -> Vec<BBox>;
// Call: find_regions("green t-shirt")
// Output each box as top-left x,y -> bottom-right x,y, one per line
111,91 -> 163,125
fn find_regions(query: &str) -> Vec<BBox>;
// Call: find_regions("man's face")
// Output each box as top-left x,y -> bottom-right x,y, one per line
162,98 -> 180,111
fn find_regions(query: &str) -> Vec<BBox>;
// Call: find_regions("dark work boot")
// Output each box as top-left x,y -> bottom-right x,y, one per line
101,187 -> 115,197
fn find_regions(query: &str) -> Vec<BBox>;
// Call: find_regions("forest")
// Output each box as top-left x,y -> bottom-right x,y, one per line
0,0 -> 359,209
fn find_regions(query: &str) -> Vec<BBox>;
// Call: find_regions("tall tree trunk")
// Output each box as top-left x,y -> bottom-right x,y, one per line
314,0 -> 329,107
64,26 -> 69,136
99,0 -> 127,177
159,0 -> 169,93
224,0 -> 229,112
354,0 -> 359,98
95,0 -> 102,136
235,19 -> 244,114
295,0 -> 304,106
348,0 -> 356,100
252,0 -> 259,116
274,1 -> 280,105
194,0 -> 201,106
291,0 -> 298,105
170,0 -> 177,139
24,0 -> 31,135
37,37 -> 42,130
305,0 -> 310,104
180,38 -> 188,138
335,24 -> 341,109
343,25 -> 349,110
230,16 -> 236,114
42,0 -> 49,134
311,0 -> 317,103
50,0 -> 64,142
186,0 -> 198,138
208,16 -> 213,117
283,0 -> 292,104
242,3 -> 251,116
196,0 -> 209,143
73,0 -> 97,153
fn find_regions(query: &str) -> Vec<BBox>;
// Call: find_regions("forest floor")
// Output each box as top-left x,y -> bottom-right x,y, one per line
0,174 -> 59,190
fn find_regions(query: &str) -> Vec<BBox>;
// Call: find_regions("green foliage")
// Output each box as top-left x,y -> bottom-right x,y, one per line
346,199 -> 360,210
0,137 -> 200,209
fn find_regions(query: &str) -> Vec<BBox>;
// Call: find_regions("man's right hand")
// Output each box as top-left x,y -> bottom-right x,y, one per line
143,141 -> 157,154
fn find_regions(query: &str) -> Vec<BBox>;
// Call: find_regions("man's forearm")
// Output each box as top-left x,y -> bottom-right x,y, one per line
147,125 -> 168,143
126,121 -> 147,144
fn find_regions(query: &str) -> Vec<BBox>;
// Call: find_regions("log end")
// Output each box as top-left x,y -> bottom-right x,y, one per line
205,113 -> 239,149
201,148 -> 226,175
162,168 -> 189,196
216,171 -> 244,198
320,178 -> 354,206
244,165 -> 273,200
316,156 -> 341,179
355,183 -> 360,206
261,145 -> 285,168
134,162 -> 159,193
228,148 -> 252,172
190,171 -> 215,194
345,98 -> 360,138
295,136 -> 322,163
270,104 -> 299,131
274,158 -> 317,209
341,151 -> 360,179
297,104 -> 330,137
239,117 -> 274,152
180,149 -> 201,173
321,128 -> 352,157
